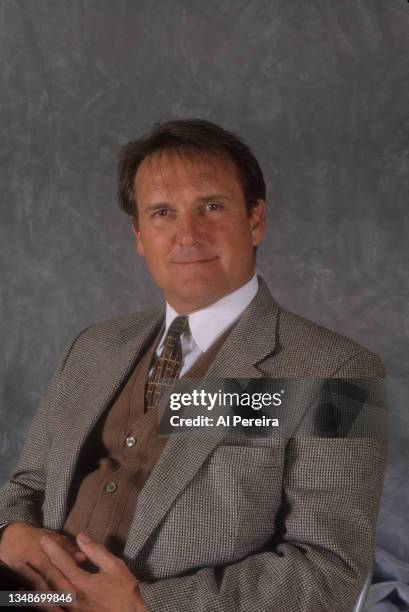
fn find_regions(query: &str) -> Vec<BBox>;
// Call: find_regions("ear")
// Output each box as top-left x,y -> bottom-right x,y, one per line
250,199 -> 266,246
131,221 -> 145,257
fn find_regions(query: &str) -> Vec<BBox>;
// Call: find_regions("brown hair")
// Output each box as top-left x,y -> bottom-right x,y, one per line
118,118 -> 266,222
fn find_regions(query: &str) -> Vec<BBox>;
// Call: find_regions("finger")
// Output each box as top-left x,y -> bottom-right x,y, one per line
28,571 -> 69,612
76,533 -> 120,572
27,551 -> 76,600
59,540 -> 87,564
14,561 -> 67,612
42,530 -> 86,563
15,563 -> 49,591
73,550 -> 87,563
32,557 -> 76,593
41,536 -> 86,584
53,535 -> 87,564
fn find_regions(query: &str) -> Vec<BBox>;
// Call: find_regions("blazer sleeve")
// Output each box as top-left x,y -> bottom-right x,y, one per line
0,328 -> 90,528
138,350 -> 388,612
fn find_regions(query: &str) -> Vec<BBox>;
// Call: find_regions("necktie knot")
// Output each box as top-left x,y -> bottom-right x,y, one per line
167,315 -> 188,339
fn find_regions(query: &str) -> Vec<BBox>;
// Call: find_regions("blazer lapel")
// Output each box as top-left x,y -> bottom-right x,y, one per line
124,276 -> 281,560
49,309 -> 165,529
205,276 -> 279,380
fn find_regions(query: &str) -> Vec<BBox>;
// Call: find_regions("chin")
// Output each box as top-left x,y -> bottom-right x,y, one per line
174,267 -> 220,286
166,278 -> 222,303
179,280 -> 220,297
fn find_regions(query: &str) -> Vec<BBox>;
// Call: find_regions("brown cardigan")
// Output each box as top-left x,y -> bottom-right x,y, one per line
63,323 -> 234,556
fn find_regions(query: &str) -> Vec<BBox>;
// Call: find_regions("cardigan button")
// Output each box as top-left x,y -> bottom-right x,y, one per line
105,481 -> 118,494
125,435 -> 136,448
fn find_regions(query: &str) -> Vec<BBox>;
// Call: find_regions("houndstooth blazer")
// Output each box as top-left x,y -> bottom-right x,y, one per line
0,277 -> 387,612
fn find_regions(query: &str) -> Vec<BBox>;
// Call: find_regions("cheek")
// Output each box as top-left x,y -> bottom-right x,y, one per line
143,239 -> 177,281
141,231 -> 170,256
215,223 -> 253,252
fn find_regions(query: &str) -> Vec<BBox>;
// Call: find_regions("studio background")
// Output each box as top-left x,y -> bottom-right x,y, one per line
1,0 -> 408,574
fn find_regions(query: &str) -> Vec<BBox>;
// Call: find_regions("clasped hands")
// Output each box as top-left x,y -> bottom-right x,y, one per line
0,522 -> 146,612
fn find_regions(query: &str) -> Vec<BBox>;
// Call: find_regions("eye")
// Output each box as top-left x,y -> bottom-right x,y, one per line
206,202 -> 223,211
153,208 -> 169,218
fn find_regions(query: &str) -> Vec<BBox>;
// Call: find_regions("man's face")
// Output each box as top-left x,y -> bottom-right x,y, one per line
132,150 -> 265,314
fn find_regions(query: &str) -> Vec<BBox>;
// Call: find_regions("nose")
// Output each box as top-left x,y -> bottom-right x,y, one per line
175,212 -> 201,246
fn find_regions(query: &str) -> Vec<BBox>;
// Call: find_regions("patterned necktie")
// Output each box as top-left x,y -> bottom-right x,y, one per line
145,315 -> 189,410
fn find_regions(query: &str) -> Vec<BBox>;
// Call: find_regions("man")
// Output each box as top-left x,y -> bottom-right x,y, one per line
0,119 -> 386,611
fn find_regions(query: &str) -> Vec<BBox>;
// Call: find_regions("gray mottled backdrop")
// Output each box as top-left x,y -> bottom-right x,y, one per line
1,0 -> 408,564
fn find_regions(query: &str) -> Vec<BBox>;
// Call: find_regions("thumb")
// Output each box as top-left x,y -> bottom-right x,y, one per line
76,533 -> 118,572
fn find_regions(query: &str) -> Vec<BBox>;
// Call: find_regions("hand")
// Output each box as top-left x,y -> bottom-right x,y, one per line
40,532 -> 146,612
0,522 -> 86,592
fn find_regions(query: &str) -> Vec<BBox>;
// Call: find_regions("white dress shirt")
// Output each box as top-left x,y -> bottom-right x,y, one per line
156,273 -> 259,376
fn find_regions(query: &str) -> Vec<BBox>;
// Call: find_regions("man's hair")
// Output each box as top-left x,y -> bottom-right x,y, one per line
118,118 -> 266,222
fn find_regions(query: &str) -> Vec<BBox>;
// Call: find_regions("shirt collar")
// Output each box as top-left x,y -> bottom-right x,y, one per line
160,273 -> 259,353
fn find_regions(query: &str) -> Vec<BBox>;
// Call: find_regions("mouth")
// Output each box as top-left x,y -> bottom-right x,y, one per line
171,257 -> 219,265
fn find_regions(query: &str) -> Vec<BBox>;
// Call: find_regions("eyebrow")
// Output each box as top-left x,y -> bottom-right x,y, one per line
143,193 -> 231,212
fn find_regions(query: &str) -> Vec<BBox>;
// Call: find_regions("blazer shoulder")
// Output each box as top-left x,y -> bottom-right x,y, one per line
276,307 -> 385,376
65,309 -> 163,358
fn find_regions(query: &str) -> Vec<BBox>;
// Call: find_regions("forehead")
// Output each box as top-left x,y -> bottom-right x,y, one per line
134,150 -> 243,201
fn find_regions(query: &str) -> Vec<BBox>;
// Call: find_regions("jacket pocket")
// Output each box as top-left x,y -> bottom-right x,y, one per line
210,443 -> 285,558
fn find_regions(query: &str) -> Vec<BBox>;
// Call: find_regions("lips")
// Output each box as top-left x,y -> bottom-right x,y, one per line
171,257 -> 218,264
